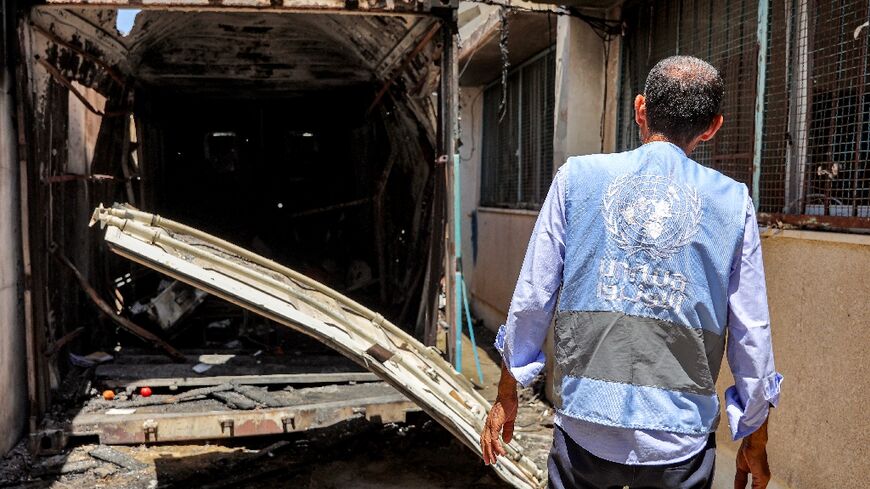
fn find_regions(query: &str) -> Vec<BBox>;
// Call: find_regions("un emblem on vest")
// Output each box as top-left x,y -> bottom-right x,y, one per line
602,173 -> 702,260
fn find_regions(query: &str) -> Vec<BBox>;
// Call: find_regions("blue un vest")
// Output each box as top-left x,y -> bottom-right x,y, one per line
554,142 -> 748,435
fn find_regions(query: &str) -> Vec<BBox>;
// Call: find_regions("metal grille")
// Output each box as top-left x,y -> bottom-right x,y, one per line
619,0 -> 870,228
481,49 -> 555,209
618,0 -> 760,186
759,0 -> 870,222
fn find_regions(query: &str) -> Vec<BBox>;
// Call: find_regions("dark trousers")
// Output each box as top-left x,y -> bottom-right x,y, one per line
547,425 -> 716,489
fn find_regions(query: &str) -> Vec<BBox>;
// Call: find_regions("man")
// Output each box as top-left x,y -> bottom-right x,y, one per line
480,56 -> 782,489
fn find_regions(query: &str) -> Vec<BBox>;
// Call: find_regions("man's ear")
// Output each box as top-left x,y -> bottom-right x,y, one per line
698,114 -> 724,141
634,94 -> 647,126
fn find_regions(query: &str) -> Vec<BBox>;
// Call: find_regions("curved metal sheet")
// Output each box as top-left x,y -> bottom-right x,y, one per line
90,204 -> 545,489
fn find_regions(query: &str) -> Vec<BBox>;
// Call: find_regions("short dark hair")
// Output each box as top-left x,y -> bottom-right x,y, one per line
643,55 -> 724,146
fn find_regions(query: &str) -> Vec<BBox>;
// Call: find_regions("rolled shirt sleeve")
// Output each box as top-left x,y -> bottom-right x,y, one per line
724,200 -> 783,440
494,167 -> 567,387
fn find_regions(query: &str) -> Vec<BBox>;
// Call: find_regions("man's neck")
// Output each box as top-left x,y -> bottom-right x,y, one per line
642,134 -> 693,155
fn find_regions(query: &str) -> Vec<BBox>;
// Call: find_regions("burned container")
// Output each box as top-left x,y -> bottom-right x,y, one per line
8,0 -> 480,472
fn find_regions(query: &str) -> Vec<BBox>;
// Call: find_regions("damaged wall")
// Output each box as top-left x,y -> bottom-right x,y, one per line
0,8 -> 27,454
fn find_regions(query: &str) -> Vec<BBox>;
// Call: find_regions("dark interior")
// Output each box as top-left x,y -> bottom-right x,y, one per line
24,7 -> 444,392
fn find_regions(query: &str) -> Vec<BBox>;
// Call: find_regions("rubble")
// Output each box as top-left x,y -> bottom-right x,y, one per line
2,409 -> 544,489
129,281 -> 208,332
210,391 -> 258,410
88,446 -> 147,471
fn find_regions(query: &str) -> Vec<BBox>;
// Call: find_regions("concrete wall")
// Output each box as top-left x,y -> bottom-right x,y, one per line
553,16 -> 611,165
460,16 -> 620,334
711,232 -> 870,489
0,64 -> 27,455
458,86 -> 540,330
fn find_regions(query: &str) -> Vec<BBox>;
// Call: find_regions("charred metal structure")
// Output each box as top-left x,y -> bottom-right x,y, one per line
7,0 -> 471,469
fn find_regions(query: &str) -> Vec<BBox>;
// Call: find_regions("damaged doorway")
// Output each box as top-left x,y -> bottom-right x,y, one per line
13,1 -> 469,481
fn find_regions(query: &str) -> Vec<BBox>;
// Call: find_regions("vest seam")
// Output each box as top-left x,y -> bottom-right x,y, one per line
567,373 -> 716,397
555,408 -> 714,435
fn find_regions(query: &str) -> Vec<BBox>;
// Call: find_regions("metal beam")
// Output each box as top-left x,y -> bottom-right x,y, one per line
96,370 -> 380,390
41,0 -> 449,16
70,394 -> 418,444
751,0 -> 769,209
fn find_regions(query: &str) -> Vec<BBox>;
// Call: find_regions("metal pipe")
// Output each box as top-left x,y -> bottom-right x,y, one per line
751,0 -> 769,210
454,152 -> 463,372
462,278 -> 484,384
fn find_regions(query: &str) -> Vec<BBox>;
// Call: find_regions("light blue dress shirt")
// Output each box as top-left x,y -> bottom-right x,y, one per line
495,144 -> 783,465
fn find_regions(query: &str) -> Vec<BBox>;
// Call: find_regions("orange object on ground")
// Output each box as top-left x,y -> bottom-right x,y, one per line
102,390 -> 115,401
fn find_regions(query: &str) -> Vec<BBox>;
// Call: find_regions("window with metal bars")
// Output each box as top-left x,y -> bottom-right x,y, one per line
480,49 -> 555,209
617,0 -> 870,230
759,0 -> 869,226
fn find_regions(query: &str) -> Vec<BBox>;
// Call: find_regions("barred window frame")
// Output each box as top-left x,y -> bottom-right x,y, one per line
616,0 -> 870,231
480,47 -> 556,210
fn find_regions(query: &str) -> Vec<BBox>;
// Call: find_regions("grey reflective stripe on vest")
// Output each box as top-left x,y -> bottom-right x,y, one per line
554,311 -> 725,396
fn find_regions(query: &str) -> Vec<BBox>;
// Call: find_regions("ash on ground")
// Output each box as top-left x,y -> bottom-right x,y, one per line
0,398 -> 553,489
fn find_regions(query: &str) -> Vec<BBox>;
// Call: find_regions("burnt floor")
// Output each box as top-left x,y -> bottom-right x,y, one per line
0,324 -> 555,489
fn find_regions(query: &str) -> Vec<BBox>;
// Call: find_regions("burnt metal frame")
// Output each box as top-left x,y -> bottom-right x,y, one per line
69,391 -> 418,444
41,0 -> 455,16
90,205 -> 544,488
15,1 -> 462,426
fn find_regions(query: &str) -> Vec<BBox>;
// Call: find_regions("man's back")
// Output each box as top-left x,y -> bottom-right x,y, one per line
482,56 -> 781,489
553,141 -> 747,437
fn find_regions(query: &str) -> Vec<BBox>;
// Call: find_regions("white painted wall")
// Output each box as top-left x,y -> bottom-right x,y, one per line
553,16 -> 610,164
459,85 -> 540,332
0,65 -> 27,455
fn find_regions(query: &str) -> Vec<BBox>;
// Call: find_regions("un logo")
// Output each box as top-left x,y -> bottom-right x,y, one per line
602,173 -> 702,260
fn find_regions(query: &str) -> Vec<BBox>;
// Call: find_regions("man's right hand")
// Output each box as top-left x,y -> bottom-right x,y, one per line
480,364 -> 519,465
480,390 -> 518,465
734,418 -> 771,489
